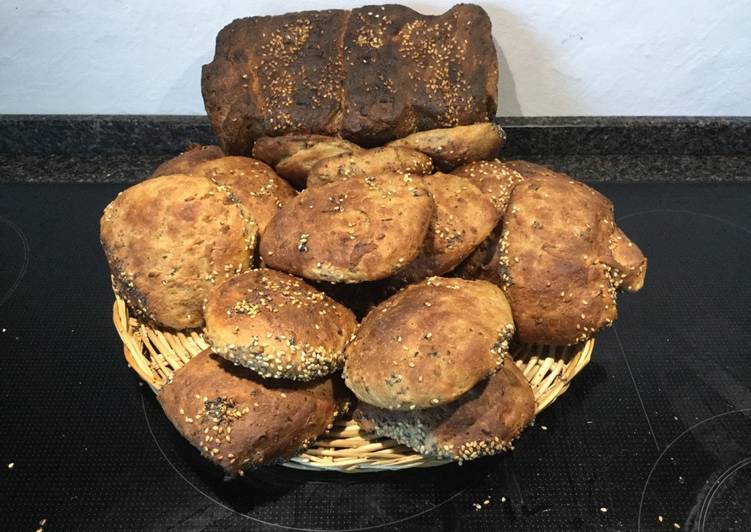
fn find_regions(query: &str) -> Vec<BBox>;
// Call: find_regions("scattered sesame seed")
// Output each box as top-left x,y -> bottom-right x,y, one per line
600,507 -> 608,513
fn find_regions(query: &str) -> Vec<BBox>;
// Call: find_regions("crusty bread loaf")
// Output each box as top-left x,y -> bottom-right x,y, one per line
388,123 -> 504,170
158,350 -> 349,476
260,173 -> 434,283
343,277 -> 514,410
205,269 -> 357,381
355,358 -> 535,461
151,144 -> 224,178
191,156 -> 296,232
306,147 -> 433,188
395,173 -> 499,282
100,175 -> 256,329
494,165 -> 647,344
202,4 -> 497,153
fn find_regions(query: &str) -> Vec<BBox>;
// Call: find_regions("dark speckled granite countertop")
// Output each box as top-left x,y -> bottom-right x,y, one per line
0,116 -> 749,183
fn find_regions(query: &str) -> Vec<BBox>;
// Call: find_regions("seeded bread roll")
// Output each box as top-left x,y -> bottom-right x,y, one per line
395,173 -> 499,283
201,5 -> 497,152
158,350 -> 350,476
451,159 -> 524,215
387,123 -> 504,171
306,147 -> 433,187
355,358 -> 535,461
205,269 -> 357,381
260,173 -> 434,283
151,144 -> 224,178
191,156 -> 296,232
252,135 -> 362,168
343,277 -> 515,410
100,175 -> 257,329
253,135 -> 364,188
494,167 -> 647,345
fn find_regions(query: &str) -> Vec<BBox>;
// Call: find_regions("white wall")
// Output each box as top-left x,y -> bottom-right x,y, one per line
0,1 -> 749,116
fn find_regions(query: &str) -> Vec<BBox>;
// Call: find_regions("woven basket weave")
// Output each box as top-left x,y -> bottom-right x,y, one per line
113,295 -> 593,473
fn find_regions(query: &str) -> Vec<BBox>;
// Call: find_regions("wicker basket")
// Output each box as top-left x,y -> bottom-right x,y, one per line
113,295 -> 593,473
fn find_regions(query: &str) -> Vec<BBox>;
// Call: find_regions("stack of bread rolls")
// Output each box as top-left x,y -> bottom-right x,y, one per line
100,4 -> 646,476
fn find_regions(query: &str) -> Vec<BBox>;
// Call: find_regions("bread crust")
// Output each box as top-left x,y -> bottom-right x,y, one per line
260,173 -> 434,283
192,156 -> 296,232
205,269 -> 357,381
343,277 -> 515,410
307,146 -> 432,187
395,173 -> 499,282
388,123 -> 504,170
355,358 -> 535,461
100,175 -> 256,329
151,144 -> 224,178
495,167 -> 646,344
158,350 -> 350,476
201,5 -> 497,151
252,134 -> 361,168
451,159 -> 524,215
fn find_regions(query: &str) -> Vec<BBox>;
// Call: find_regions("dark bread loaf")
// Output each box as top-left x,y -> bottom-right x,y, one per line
205,268 -> 357,381
158,350 -> 349,476
100,175 -> 257,329
343,277 -> 514,410
151,144 -> 224,178
260,173 -> 434,283
355,358 -> 535,461
202,4 -> 497,153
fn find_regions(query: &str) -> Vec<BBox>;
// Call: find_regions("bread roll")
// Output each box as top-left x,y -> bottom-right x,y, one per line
100,175 -> 256,329
158,350 -> 349,476
205,269 -> 357,381
260,173 -> 434,283
496,166 -> 647,344
191,156 -> 296,232
388,123 -> 504,170
356,359 -> 535,461
306,147 -> 432,188
395,173 -> 499,282
343,277 -> 514,410
451,159 -> 524,215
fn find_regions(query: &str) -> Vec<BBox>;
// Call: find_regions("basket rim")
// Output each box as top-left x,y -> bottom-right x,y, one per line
113,294 -> 593,472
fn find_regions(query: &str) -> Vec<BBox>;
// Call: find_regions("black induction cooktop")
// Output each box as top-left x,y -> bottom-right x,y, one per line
1,182 -> 750,531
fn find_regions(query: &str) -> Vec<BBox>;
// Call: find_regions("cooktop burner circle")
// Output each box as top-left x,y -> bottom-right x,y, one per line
0,215 -> 29,308
638,409 -> 751,532
141,390 -> 482,530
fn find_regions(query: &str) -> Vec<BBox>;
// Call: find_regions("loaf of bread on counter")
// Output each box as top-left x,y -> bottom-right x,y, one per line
201,4 -> 497,154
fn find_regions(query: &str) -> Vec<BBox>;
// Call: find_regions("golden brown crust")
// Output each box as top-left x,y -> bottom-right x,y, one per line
610,226 -> 647,292
343,277 -> 515,410
100,175 -> 256,329
191,156 -> 296,233
205,269 -> 357,381
251,134 -> 353,167
151,145 -> 224,178
355,359 -> 535,461
395,173 -> 499,282
158,350 -> 350,476
306,147 -> 433,187
495,168 -> 646,345
260,173 -> 434,283
504,160 -> 561,179
274,139 -> 364,188
451,159 -> 525,215
388,123 -> 504,171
